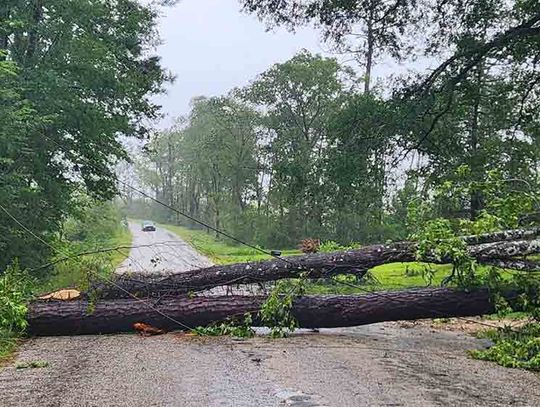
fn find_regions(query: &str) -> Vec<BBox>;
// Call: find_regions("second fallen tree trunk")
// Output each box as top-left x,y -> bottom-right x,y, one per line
29,288 -> 517,336
92,239 -> 540,299
92,242 -> 416,299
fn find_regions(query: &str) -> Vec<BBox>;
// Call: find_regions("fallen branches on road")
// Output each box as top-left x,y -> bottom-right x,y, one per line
91,242 -> 415,299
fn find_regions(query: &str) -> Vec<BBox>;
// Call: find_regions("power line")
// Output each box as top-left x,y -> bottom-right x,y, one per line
0,203 -> 199,334
0,204 -> 58,253
31,240 -> 191,272
23,133 -> 524,333
115,183 -> 521,332
117,179 -> 299,268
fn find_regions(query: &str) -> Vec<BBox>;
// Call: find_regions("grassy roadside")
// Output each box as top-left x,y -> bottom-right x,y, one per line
37,225 -> 132,294
160,223 -> 300,264
35,202 -> 134,294
0,331 -> 20,367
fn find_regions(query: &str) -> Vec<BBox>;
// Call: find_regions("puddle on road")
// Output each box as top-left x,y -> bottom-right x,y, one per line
275,389 -> 327,406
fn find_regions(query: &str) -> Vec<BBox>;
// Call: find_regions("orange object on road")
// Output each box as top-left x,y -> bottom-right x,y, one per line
133,322 -> 165,336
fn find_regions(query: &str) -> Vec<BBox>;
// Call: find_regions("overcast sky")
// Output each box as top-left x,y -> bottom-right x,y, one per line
153,0 -> 325,127
151,0 -> 433,130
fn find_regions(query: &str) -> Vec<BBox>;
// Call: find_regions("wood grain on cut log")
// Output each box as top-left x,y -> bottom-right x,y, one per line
28,288 -> 517,336
91,238 -> 540,299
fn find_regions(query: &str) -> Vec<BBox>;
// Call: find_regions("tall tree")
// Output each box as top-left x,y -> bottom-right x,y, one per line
326,93 -> 397,242
139,95 -> 261,237
241,0 -> 417,94
244,52 -> 353,243
0,0 -> 169,269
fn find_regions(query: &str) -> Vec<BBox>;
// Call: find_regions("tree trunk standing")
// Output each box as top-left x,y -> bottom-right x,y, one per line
363,8 -> 385,239
166,133 -> 174,210
28,288 -> 514,336
265,154 -> 278,224
155,160 -> 164,203
210,165 -> 222,238
469,62 -> 484,220
0,3 -> 10,53
187,177 -> 200,219
364,11 -> 375,95
25,0 -> 43,62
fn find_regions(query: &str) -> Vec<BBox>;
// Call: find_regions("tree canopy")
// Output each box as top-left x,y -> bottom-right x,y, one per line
0,0 -> 169,269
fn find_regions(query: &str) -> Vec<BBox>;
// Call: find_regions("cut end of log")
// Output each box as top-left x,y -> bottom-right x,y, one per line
38,289 -> 81,301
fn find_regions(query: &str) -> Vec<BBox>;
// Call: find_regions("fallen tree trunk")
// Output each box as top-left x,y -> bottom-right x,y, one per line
29,288 -> 517,336
92,242 -> 416,299
92,239 -> 540,299
468,239 -> 540,259
480,258 -> 540,272
461,226 -> 540,245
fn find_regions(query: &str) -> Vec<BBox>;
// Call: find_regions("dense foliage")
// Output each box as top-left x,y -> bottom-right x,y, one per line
125,0 -> 540,367
42,200 -> 131,293
0,0 -> 168,270
0,0 -> 539,369
133,43 -> 539,249
132,52 -> 396,247
0,263 -> 32,361
472,324 -> 540,370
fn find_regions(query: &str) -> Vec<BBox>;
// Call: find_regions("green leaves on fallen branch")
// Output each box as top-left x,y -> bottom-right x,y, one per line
471,324 -> 540,370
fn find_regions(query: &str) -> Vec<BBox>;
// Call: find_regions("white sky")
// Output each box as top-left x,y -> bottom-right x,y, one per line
153,0 -> 325,128
129,0 -> 433,189
150,0 -> 434,130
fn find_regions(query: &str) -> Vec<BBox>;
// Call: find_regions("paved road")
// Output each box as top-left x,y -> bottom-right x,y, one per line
116,222 -> 213,275
1,225 -> 539,406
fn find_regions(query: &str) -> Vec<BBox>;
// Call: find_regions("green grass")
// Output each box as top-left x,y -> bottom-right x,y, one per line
0,335 -> 19,367
37,226 -> 132,294
302,262 -> 454,294
160,223 -> 300,264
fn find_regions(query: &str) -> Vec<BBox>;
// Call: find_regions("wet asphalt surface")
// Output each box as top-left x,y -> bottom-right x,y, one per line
115,222 -> 213,275
1,226 -> 539,406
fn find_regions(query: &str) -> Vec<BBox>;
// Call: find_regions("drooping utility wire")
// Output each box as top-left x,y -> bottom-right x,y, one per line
116,179 -> 298,266
116,182 -> 516,333
0,203 -> 198,333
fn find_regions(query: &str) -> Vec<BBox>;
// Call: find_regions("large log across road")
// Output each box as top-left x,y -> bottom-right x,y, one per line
92,239 -> 540,299
29,288 -> 517,336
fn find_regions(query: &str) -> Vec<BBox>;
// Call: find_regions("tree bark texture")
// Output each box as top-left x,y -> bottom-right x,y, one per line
28,288 -> 515,336
92,242 -> 416,299
91,238 -> 540,299
460,226 -> 540,245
